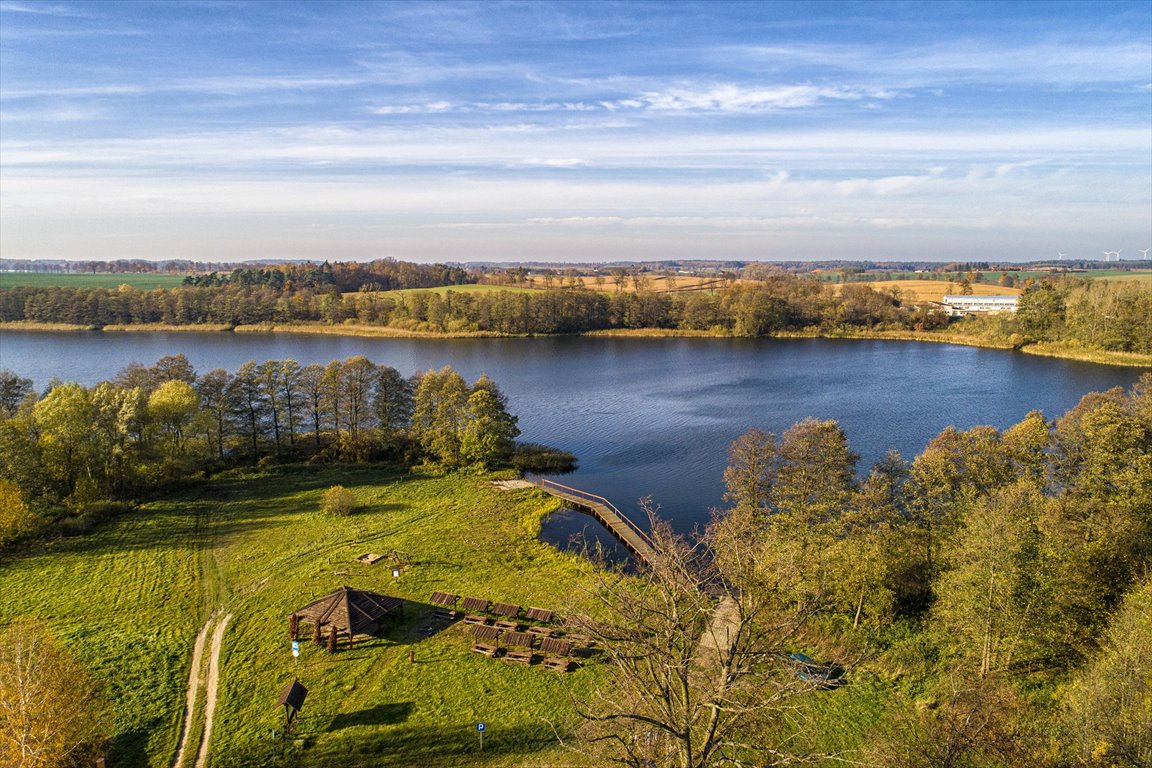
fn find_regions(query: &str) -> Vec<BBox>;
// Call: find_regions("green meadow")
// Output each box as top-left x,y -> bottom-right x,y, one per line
0,465 -> 609,768
0,272 -> 189,290
0,464 -> 907,767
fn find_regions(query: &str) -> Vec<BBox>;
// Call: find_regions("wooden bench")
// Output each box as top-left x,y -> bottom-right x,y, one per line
470,624 -> 500,657
462,596 -> 490,613
491,602 -> 522,619
526,625 -> 556,638
463,614 -> 490,626
540,637 -> 572,672
525,607 -> 554,623
501,631 -> 535,664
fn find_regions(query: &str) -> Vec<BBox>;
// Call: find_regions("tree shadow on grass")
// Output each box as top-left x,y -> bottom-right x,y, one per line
105,726 -> 151,768
328,701 -> 413,730
293,721 -> 565,767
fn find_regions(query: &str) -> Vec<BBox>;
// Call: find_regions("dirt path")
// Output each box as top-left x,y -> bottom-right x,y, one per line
194,612 -> 232,768
172,614 -> 215,768
696,596 -> 740,662
172,611 -> 232,768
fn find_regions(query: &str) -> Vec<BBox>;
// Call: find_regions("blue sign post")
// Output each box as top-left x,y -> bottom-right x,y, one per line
291,640 -> 299,664
477,722 -> 486,750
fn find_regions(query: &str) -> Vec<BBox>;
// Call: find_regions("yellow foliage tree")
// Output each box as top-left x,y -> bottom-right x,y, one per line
0,480 -> 37,547
0,620 -> 109,768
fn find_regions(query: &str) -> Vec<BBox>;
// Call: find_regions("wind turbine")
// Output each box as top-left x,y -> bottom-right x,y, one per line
1056,251 -> 1067,259
1103,250 -> 1120,262
1139,248 -> 1150,259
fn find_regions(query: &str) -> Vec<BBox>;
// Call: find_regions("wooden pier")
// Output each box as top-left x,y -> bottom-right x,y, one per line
535,479 -> 656,566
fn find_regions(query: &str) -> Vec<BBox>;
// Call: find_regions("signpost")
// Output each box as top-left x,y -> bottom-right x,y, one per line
291,640 -> 299,664
477,721 -> 486,750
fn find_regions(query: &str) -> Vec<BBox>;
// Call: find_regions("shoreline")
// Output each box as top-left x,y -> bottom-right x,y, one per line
2,320 -> 1149,368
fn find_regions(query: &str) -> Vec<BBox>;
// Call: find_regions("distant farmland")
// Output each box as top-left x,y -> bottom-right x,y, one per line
523,273 -> 738,293
0,272 -> 188,290
844,280 -> 1023,303
348,283 -> 539,298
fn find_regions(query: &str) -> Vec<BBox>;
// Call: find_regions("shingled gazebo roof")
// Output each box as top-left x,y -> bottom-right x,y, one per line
291,586 -> 403,637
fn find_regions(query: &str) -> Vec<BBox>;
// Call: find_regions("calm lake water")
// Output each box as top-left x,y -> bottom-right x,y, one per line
0,330 -> 1144,552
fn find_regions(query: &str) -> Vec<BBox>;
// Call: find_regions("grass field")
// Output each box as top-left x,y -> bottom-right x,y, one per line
1080,269 -> 1152,282
0,272 -> 189,290
843,279 -> 1022,303
0,466 -> 614,768
349,284 -> 539,299
519,274 -> 737,293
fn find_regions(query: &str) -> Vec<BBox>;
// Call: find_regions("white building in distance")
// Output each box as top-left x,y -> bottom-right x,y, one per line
941,295 -> 1019,317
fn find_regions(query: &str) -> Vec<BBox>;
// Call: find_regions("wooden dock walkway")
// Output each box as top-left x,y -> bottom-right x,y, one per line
535,479 -> 656,566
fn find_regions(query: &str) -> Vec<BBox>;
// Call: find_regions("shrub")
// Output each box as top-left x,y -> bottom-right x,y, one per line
321,485 -> 355,516
510,443 -> 577,473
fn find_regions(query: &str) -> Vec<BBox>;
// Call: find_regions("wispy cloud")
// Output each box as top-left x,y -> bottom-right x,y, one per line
370,83 -> 893,116
0,1 -> 89,17
727,40 -> 1152,87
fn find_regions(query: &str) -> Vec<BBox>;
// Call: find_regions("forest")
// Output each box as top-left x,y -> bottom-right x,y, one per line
1,261 -> 1149,355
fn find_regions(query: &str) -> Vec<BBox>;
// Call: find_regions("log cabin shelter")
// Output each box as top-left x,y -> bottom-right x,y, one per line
290,586 -> 404,648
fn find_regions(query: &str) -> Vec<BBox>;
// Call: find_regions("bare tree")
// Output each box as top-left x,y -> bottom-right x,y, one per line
566,503 -> 834,768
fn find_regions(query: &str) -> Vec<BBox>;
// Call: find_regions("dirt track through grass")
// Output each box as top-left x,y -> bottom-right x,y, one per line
195,613 -> 232,768
173,614 -> 214,768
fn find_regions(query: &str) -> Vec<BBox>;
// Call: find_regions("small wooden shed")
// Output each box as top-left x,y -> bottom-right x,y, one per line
290,586 -> 404,649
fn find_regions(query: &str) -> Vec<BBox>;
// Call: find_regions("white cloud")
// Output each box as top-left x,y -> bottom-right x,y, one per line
633,84 -> 888,112
0,1 -> 88,16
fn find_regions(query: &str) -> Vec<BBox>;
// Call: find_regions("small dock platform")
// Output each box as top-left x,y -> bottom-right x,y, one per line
535,479 -> 656,566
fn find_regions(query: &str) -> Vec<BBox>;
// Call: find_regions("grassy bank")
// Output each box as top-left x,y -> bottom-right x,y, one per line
0,465 -> 607,768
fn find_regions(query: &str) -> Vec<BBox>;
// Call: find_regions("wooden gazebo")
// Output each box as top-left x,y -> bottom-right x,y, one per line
289,586 -> 404,649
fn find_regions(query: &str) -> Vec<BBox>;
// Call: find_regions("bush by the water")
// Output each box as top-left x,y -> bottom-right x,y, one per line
510,443 -> 577,473
321,485 -> 355,516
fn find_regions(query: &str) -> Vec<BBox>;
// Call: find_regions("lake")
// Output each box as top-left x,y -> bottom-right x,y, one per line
0,330 -> 1144,553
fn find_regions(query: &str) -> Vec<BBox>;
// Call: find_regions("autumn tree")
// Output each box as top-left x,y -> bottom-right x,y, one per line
147,379 -> 198,456
460,385 -> 520,468
933,481 -> 1047,677
227,361 -> 266,459
1058,577 -> 1152,767
373,365 -> 414,437
411,366 -> 470,467
721,428 -> 777,515
0,479 -> 37,547
195,368 -> 232,460
0,621 -> 109,768
0,370 -> 33,418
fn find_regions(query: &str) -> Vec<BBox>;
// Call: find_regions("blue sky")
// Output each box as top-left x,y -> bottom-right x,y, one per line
1,1 -> 1149,263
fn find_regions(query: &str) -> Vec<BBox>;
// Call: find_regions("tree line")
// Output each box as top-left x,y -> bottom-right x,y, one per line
3,264 -> 1147,354
577,374 -> 1152,766
0,356 -> 520,545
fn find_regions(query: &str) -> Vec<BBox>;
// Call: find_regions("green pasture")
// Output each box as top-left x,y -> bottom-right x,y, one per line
0,466 -> 606,767
0,272 -> 188,290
